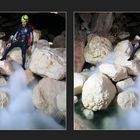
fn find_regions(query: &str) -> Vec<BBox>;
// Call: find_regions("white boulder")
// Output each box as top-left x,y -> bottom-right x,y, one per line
99,63 -> 128,82
29,47 -> 66,80
84,35 -> 112,65
74,72 -> 87,95
32,77 -> 66,118
116,78 -> 134,92
82,73 -> 117,111
117,91 -> 138,110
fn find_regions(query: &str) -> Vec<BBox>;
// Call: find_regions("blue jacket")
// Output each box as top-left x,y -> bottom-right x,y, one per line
13,25 -> 33,46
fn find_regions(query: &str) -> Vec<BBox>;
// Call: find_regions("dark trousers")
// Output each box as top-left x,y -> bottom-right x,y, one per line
129,44 -> 140,59
2,41 -> 28,69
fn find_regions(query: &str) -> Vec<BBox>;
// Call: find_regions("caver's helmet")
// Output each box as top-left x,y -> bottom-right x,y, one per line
21,15 -> 29,22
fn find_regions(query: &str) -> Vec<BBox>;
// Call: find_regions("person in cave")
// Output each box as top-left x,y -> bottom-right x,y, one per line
128,36 -> 140,61
0,14 -> 33,70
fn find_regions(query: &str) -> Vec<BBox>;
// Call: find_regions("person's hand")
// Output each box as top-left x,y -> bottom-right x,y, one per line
27,46 -> 32,55
134,42 -> 139,48
28,42 -> 33,46
132,39 -> 139,48
28,45 -> 32,51
11,38 -> 17,43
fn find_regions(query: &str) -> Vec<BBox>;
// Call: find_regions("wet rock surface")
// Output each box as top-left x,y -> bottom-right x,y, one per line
84,35 -> 112,65
82,73 -> 117,111
32,77 -> 66,120
29,47 -> 66,80
0,91 -> 9,109
117,91 -> 138,110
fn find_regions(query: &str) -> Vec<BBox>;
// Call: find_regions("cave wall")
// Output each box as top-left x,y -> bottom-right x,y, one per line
75,12 -> 140,41
0,13 -> 66,42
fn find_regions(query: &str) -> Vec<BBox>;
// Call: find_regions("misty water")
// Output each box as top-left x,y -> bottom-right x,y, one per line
0,61 -> 64,130
75,52 -> 140,130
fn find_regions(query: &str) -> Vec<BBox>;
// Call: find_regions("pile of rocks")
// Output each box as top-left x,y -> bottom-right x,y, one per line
0,29 -> 66,125
74,35 -> 140,122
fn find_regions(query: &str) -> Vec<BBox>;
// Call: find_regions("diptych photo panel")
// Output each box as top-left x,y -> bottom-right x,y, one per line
2,10 -> 140,132
0,12 -> 66,130
1,0 -> 140,138
74,12 -> 140,130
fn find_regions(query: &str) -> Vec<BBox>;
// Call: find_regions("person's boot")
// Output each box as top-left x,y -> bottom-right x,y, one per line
128,58 -> 132,61
22,65 -> 26,70
0,57 -> 6,61
127,57 -> 134,61
22,66 -> 26,70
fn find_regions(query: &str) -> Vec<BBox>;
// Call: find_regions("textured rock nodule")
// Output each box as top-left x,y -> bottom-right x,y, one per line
82,73 -> 117,111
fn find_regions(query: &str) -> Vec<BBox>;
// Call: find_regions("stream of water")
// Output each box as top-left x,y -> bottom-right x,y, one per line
75,52 -> 140,130
0,62 -> 64,130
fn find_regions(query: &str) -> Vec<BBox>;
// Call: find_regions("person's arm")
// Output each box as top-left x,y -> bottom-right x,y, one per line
12,32 -> 18,42
28,27 -> 34,46
27,28 -> 34,54
134,40 -> 140,48
30,30 -> 34,45
12,28 -> 20,42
